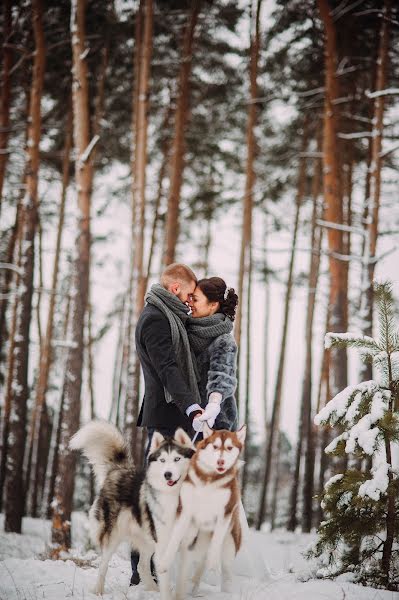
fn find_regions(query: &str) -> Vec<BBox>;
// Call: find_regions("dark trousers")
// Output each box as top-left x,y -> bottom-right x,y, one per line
130,426 -> 177,580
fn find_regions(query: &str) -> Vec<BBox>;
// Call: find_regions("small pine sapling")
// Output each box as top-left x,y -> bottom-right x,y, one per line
309,282 -> 399,590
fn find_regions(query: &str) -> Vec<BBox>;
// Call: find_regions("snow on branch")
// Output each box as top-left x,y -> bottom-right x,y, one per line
51,339 -> 78,349
365,88 -> 399,99
338,131 -> 372,139
325,332 -> 377,350
0,262 -> 24,276
78,135 -> 100,167
314,380 -> 380,426
316,219 -> 365,236
358,462 -> 390,501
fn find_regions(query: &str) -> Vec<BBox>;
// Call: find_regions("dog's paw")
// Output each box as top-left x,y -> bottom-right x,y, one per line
143,581 -> 158,592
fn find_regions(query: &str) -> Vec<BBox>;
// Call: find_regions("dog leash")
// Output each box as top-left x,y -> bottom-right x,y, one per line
192,421 -> 204,444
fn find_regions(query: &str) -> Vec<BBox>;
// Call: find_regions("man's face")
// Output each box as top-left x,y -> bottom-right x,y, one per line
177,279 -> 197,305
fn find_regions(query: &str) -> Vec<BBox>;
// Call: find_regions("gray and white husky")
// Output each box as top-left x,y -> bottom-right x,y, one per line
70,420 -> 195,597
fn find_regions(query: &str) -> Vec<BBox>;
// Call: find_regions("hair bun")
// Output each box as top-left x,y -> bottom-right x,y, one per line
222,287 -> 238,321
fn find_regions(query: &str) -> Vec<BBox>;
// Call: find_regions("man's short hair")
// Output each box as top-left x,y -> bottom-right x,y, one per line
161,263 -> 197,288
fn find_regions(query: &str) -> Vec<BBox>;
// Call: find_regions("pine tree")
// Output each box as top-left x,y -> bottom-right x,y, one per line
310,282 -> 399,590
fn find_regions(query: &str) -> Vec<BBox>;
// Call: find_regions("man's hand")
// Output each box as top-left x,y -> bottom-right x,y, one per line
188,408 -> 204,432
197,402 -> 221,428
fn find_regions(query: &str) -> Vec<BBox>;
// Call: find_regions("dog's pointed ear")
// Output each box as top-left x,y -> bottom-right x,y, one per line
202,423 -> 213,439
236,425 -> 247,445
149,431 -> 165,455
174,428 -> 195,450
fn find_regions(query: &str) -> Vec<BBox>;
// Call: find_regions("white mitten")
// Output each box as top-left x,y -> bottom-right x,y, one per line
198,393 -> 222,427
192,415 -> 204,432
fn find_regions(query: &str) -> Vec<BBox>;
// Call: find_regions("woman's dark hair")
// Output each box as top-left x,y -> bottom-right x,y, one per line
197,277 -> 238,321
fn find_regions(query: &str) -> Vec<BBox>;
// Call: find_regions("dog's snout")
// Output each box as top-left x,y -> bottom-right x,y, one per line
217,459 -> 225,467
164,471 -> 172,480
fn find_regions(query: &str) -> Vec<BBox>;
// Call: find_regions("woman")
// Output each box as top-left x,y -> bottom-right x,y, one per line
187,277 -> 239,431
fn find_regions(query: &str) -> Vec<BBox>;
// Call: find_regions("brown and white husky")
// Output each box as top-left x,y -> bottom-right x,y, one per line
158,423 -> 246,600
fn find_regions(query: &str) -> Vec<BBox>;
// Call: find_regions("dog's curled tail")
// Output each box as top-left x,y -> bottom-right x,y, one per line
70,420 -> 130,487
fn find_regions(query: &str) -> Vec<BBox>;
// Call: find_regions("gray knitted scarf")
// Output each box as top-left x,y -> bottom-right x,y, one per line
187,313 -> 233,355
145,284 -> 201,405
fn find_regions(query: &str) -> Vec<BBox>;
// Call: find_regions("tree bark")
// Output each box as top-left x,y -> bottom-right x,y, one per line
0,207 -> 20,373
144,101 -> 173,289
164,0 -> 201,266
287,142 -> 322,532
0,211 -> 23,512
256,125 -> 308,531
51,0 -> 92,551
0,0 -> 13,218
4,0 -> 45,533
87,292 -> 96,505
317,0 -> 347,401
360,0 -> 391,370
315,306 -> 331,526
301,153 -> 323,533
241,241 -> 252,498
235,0 -> 263,349
124,0 -> 153,456
27,107 -> 72,517
44,274 -> 71,518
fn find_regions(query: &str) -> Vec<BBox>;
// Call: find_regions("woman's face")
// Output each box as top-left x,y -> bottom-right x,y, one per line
191,286 -> 219,318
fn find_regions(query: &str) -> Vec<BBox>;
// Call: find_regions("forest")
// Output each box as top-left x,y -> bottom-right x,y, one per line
0,0 -> 399,596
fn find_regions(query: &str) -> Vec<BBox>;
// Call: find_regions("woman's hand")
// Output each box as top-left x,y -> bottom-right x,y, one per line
197,396 -> 221,428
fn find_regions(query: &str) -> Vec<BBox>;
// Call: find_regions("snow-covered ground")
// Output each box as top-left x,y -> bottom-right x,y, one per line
0,513 -> 396,600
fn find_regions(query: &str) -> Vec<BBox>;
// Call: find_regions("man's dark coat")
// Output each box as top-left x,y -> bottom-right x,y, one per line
136,304 -> 193,431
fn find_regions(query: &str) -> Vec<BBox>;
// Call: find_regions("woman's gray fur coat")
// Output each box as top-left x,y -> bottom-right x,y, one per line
195,332 -> 238,430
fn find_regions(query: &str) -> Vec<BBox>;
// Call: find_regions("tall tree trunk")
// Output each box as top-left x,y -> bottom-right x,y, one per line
144,101 -> 173,289
256,125 -> 308,531
4,0 -> 45,533
51,0 -> 92,551
287,144 -> 322,532
87,292 -> 96,504
241,242 -> 252,498
109,296 -> 126,423
44,275 -> 71,518
360,0 -> 391,366
27,107 -> 72,517
301,156 -> 323,533
124,0 -> 153,457
0,211 -> 23,512
163,0 -> 201,266
0,207 -> 20,372
317,0 -> 347,401
358,137 -> 373,381
261,213 -> 270,473
0,0 -> 12,218
315,306 -> 331,527
270,434 -> 281,531
382,384 -> 395,584
235,0 -> 263,349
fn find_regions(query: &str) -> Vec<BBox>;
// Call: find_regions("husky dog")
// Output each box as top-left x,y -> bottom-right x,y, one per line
158,423 -> 246,600
69,421 -> 195,597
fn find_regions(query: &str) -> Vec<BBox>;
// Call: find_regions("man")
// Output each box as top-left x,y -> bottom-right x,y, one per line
130,263 -> 205,585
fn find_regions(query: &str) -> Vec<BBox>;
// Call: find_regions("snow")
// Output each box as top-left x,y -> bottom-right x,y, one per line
344,415 -> 380,455
365,87 -> 399,98
324,474 -> 344,488
358,462 -> 390,501
314,381 -> 378,426
0,514 -> 395,600
324,332 -> 375,349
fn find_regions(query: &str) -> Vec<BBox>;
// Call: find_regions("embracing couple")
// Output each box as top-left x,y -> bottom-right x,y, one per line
131,262 -> 239,584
